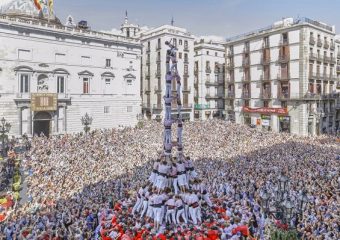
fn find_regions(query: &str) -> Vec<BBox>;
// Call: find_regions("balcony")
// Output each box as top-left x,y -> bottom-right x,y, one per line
316,55 -> 323,62
194,68 -> 199,75
183,72 -> 189,78
278,54 -> 290,63
323,73 -> 329,80
242,92 -> 251,99
262,42 -> 270,49
261,91 -> 272,99
226,91 -> 235,98
277,73 -> 290,81
153,104 -> 163,110
154,86 -> 162,93
324,40 -> 329,49
156,57 -> 161,63
242,75 -> 251,82
206,68 -> 212,74
330,57 -> 336,64
226,62 -> 234,69
181,104 -> 193,110
317,39 -> 322,47
226,76 -> 235,82
156,45 -> 161,51
330,42 -> 335,50
145,73 -> 150,79
304,92 -> 321,100
261,57 -> 270,65
142,103 -> 151,109
227,51 -> 234,57
182,86 -> 191,93
155,71 -> 161,78
146,47 -> 151,53
205,80 -> 220,86
206,94 -> 223,99
324,56 -> 330,64
260,74 -> 271,82
243,46 -> 250,53
278,92 -> 290,99
308,72 -> 317,79
184,46 -> 189,52
309,53 -> 317,61
309,36 -> 315,45
338,52 -> 340,59
242,58 -> 250,67
146,59 -> 150,65
279,39 -> 289,46
184,58 -> 189,64
337,66 -> 340,73
144,87 -> 151,94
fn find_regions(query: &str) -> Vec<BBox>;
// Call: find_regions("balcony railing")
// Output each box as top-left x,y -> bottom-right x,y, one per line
330,42 -> 335,50
226,62 -> 234,69
144,87 -> 151,93
156,57 -> 161,63
309,36 -> 315,45
184,46 -> 189,52
261,57 -> 270,65
145,73 -> 150,79
146,59 -> 150,65
154,86 -> 162,93
338,52 -> 340,59
182,86 -> 191,92
337,66 -> 340,73
243,46 -> 250,53
142,103 -> 151,109
242,58 -> 250,67
226,76 -> 235,82
278,92 -> 290,99
278,55 -> 290,63
206,68 -> 212,73
324,56 -> 330,63
153,104 -> 163,110
181,104 -> 193,109
206,94 -> 223,99
308,72 -> 317,79
195,104 -> 210,110
146,47 -> 151,53
330,57 -> 336,64
279,39 -> 289,46
277,73 -> 290,81
227,51 -> 234,57
242,92 -> 251,99
184,58 -> 189,64
242,75 -> 251,82
316,55 -> 323,62
155,71 -> 161,77
317,39 -> 322,47
205,81 -> 220,86
309,53 -> 317,61
324,40 -> 329,49
226,91 -> 235,98
156,45 -> 161,51
261,91 -> 271,99
260,74 -> 271,81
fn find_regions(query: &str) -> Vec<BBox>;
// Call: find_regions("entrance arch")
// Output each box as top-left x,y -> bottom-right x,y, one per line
33,112 -> 52,137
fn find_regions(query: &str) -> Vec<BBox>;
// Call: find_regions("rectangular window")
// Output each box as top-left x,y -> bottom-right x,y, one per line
83,78 -> 89,94
179,52 -> 182,59
55,53 -> 66,63
127,106 -> 133,112
104,106 -> 110,114
127,79 -> 132,85
106,59 -> 111,67
81,56 -> 91,65
179,40 -> 182,45
105,79 -> 111,85
20,74 -> 30,93
57,76 -> 65,93
18,49 -> 31,60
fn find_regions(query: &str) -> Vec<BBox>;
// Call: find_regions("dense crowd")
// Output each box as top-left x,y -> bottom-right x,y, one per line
0,120 -> 339,239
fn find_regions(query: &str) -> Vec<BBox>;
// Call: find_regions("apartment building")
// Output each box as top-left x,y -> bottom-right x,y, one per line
194,39 -> 225,120
335,38 -> 340,133
140,25 -> 195,121
225,17 -> 339,136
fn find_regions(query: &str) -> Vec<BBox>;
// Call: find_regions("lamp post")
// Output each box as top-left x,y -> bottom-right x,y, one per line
0,117 -> 11,158
81,113 -> 93,135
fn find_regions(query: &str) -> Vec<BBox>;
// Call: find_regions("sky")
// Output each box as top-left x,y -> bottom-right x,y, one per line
54,0 -> 340,38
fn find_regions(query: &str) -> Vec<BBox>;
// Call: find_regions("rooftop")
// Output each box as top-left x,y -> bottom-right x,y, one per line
226,17 -> 335,43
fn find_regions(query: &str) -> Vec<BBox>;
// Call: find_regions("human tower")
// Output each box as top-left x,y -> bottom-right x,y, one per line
131,41 -> 212,231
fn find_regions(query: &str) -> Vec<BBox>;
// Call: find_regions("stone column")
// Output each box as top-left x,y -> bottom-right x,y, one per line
18,107 -> 22,136
63,106 -> 67,132
28,110 -> 32,136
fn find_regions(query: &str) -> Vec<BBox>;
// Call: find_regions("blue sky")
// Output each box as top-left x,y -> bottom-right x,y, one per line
54,0 -> 340,37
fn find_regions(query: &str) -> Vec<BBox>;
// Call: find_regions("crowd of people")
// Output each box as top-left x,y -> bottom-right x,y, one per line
0,120 -> 339,239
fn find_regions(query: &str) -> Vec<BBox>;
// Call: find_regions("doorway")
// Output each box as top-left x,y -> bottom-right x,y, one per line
33,112 -> 51,137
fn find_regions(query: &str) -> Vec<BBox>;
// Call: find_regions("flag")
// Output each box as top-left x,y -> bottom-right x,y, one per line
48,0 -> 54,15
34,0 -> 42,10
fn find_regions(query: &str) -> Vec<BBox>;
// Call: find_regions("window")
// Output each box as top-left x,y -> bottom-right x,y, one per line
105,79 -> 111,85
206,51 -> 209,55
127,106 -> 133,112
55,53 -> 66,63
173,38 -> 177,47
81,56 -> 91,65
83,78 -> 89,94
127,79 -> 133,85
104,106 -> 110,114
57,76 -> 65,93
20,74 -> 30,93
263,101 -> 269,108
179,52 -> 182,59
179,40 -> 182,45
106,59 -> 111,67
184,65 -> 188,74
215,52 -> 218,57
18,49 -> 31,60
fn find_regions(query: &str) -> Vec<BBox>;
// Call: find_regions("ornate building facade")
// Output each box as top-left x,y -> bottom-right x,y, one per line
0,1 -> 142,137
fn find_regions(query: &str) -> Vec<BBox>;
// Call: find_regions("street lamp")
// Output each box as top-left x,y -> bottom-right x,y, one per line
0,117 -> 11,158
283,197 -> 294,225
81,113 -> 93,135
278,173 -> 289,199
260,188 -> 270,217
297,190 -> 308,216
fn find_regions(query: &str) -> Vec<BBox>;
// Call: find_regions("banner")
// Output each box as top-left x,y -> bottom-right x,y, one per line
31,93 -> 57,111
34,0 -> 42,10
243,106 -> 288,115
48,0 -> 54,15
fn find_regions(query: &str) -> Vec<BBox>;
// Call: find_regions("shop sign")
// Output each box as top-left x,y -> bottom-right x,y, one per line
243,106 -> 288,115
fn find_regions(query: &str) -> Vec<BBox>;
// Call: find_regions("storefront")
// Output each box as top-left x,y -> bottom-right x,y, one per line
261,115 -> 271,131
279,116 -> 290,133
